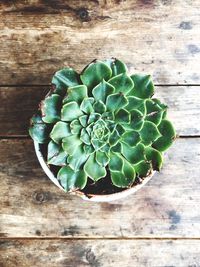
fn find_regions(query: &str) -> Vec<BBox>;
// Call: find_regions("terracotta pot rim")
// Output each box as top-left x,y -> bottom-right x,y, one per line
34,141 -> 155,202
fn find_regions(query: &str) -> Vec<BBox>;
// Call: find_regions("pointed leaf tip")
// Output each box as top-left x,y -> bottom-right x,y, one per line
58,166 -> 87,191
61,101 -> 83,121
153,119 -> 176,152
41,94 -> 62,123
104,58 -> 128,76
140,121 -> 161,146
52,68 -> 80,95
108,73 -> 134,95
84,153 -> 106,181
130,74 -> 154,99
81,60 -> 112,90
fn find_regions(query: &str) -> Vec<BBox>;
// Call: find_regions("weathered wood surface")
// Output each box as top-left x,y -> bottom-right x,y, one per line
0,0 -> 199,85
0,1 -> 200,265
0,86 -> 49,136
0,138 -> 200,238
1,239 -> 200,267
0,85 -> 199,136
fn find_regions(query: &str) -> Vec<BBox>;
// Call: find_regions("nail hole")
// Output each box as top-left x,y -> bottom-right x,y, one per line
35,230 -> 41,236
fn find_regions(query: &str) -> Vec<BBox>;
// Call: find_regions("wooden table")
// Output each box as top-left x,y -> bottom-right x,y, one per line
0,1 -> 200,266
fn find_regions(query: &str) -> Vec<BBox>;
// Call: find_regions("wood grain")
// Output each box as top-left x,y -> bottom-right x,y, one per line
1,239 -> 200,267
0,0 -> 199,85
0,87 -> 49,136
0,138 -> 200,238
0,85 -> 200,136
0,1 -> 199,264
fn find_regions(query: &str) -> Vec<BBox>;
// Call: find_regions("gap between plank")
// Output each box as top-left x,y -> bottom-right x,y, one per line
178,135 -> 200,139
1,236 -> 200,241
0,136 -> 199,140
0,84 -> 200,88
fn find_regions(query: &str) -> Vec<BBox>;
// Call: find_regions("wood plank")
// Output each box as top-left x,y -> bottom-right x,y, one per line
0,86 -> 199,136
0,138 -> 200,237
1,239 -> 200,267
0,87 -> 49,136
0,0 -> 199,84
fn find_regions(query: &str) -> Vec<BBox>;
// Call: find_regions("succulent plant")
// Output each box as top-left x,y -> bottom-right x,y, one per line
29,58 -> 176,192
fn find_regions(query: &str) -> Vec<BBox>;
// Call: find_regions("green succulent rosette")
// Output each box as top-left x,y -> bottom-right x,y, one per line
29,58 -> 176,192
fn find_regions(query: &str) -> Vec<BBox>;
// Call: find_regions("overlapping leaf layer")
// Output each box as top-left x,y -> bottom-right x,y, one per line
29,59 -> 176,191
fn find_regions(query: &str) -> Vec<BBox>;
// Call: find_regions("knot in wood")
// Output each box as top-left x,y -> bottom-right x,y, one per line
76,8 -> 90,21
33,191 -> 46,204
86,248 -> 96,264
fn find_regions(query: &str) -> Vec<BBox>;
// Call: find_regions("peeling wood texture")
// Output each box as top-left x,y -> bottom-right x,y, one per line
0,138 -> 200,238
0,85 -> 199,136
0,0 -> 199,84
1,239 -> 200,267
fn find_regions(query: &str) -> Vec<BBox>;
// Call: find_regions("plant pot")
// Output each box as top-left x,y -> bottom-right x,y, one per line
30,59 -> 175,202
34,141 -> 155,202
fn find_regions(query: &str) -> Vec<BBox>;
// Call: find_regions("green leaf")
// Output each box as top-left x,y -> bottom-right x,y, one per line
110,171 -> 124,187
122,143 -> 145,164
115,124 -> 125,135
84,144 -> 95,155
108,73 -> 134,94
86,123 -> 93,135
106,93 -> 128,112
92,120 -> 107,139
145,99 -> 164,125
109,152 -> 123,171
63,85 -> 88,105
29,114 -> 50,144
47,141 -> 67,166
79,115 -> 88,127
145,147 -> 163,171
102,111 -> 114,121
93,100 -> 106,113
58,166 -> 87,191
88,113 -> 101,124
158,119 -> 176,138
124,110 -> 144,131
130,74 -> 154,99
104,58 -> 128,76
115,108 -> 130,123
41,94 -> 61,123
92,80 -> 115,103
152,98 -> 168,119
70,119 -> 82,134
80,97 -> 95,114
123,158 -> 136,181
153,120 -> 176,152
80,60 -> 112,90
140,121 -> 161,146
80,128 -> 91,145
67,145 -> 89,171
121,131 -> 141,146
105,120 -> 115,132
134,160 -> 152,177
100,143 -> 110,154
62,134 -> 82,155
84,153 -> 106,181
50,121 -> 71,144
96,151 -> 109,167
111,142 -> 122,153
109,129 -> 120,147
52,68 -> 80,95
61,101 -> 83,121
91,138 -> 106,150
110,170 -> 134,188
126,96 -> 146,114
